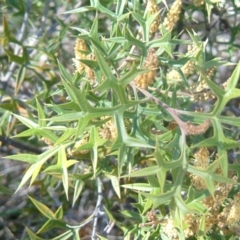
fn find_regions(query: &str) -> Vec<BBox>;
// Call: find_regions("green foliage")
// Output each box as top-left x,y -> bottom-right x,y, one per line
1,0 -> 240,239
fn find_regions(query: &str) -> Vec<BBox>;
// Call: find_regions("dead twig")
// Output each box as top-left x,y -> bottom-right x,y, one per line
91,177 -> 104,239
133,84 -> 211,136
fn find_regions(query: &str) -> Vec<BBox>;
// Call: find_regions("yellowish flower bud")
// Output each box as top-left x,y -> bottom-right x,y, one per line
147,0 -> 161,34
134,48 -> 159,89
73,38 -> 95,83
163,0 -> 182,31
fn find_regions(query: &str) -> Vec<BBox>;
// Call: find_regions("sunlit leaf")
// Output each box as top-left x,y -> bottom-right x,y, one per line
29,196 -> 55,219
37,219 -> 67,234
26,227 -> 45,240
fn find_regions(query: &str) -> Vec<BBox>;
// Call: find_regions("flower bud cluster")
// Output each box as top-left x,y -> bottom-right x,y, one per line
184,214 -> 199,238
190,147 -> 210,190
188,145 -> 238,235
166,60 -> 195,82
157,163 -> 237,238
163,0 -> 182,31
162,218 -> 178,239
99,117 -> 117,141
191,90 -> 216,101
202,179 -> 237,233
191,67 -> 217,101
227,192 -> 240,225
217,191 -> 240,232
166,44 -> 197,82
73,38 -> 95,82
192,0 -> 204,7
134,48 -> 159,89
206,67 -> 216,78
222,78 -> 230,89
73,39 -> 88,73
184,119 -> 210,136
147,0 -> 161,34
68,136 -> 90,155
167,121 -> 178,130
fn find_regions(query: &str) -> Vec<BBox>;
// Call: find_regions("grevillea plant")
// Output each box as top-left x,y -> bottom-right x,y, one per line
3,0 -> 240,239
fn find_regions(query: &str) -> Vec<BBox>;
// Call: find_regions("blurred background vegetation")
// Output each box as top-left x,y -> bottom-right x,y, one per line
0,0 -> 240,239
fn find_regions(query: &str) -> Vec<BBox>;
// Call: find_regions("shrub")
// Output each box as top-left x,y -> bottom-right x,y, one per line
1,0 -> 240,239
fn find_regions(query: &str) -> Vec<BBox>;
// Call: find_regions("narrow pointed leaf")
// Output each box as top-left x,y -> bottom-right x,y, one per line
37,219 -> 67,234
36,98 -> 46,127
106,174 -> 121,198
72,180 -> 84,207
58,145 -> 69,200
55,206 -> 63,219
5,154 -> 37,163
26,227 -> 45,240
93,47 -> 116,81
13,114 -> 38,128
50,230 -> 73,240
29,196 -> 55,219
122,166 -> 161,178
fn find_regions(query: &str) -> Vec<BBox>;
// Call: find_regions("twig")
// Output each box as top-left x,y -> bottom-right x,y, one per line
133,84 -> 186,132
0,135 -> 43,154
91,177 -> 104,240
133,84 -> 211,136
0,217 -> 15,240
67,178 -> 105,239
103,221 -> 115,234
37,0 -> 51,37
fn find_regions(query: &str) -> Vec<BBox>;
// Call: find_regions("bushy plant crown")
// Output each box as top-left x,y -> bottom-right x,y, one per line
1,0 -> 240,239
